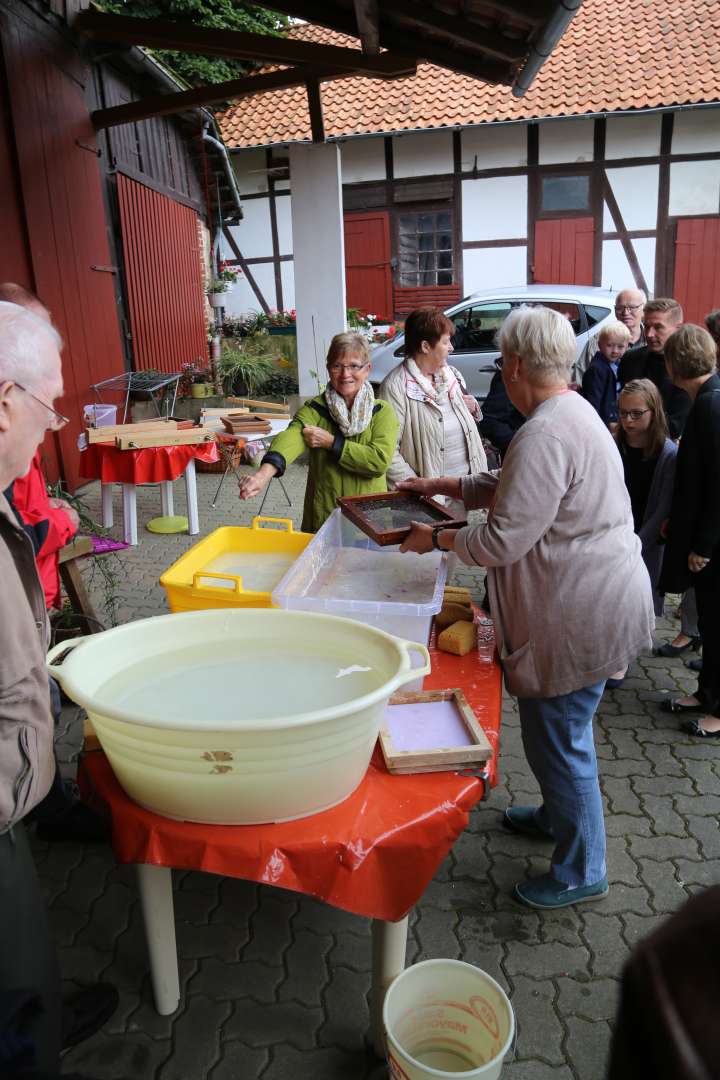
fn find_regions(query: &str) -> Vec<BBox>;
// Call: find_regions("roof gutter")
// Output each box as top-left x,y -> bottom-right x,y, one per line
512,0 -> 583,98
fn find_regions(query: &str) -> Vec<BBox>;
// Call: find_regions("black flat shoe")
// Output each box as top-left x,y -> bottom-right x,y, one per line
653,636 -> 701,658
683,718 -> 720,739
685,658 -> 703,673
660,697 -> 707,715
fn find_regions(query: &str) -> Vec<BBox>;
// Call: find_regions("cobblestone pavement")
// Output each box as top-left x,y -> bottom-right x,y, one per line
37,460 -> 719,1079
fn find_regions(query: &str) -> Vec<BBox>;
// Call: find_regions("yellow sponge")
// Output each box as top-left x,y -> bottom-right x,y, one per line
435,603 -> 474,631
438,619 -> 476,656
443,586 -> 473,607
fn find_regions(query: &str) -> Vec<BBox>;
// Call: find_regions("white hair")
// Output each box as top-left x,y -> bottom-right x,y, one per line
497,305 -> 576,385
0,301 -> 62,387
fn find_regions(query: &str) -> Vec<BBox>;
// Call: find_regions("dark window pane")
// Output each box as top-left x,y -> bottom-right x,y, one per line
438,251 -> 452,270
418,233 -> 434,251
437,232 -> 452,250
399,215 -> 417,236
540,175 -> 590,212
585,304 -> 612,328
437,211 -> 451,229
437,270 -> 453,285
418,251 -> 435,272
418,213 -> 436,232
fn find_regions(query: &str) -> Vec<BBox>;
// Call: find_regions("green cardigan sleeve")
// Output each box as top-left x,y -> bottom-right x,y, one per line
337,401 -> 399,478
263,400 -> 320,470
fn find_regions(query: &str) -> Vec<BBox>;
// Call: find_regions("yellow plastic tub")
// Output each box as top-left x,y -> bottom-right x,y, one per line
160,516 -> 313,612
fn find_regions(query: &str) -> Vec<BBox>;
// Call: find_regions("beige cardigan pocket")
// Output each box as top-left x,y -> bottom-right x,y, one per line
499,639 -> 540,699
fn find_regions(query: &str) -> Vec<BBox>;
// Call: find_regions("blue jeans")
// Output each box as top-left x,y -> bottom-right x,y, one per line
518,680 -> 606,888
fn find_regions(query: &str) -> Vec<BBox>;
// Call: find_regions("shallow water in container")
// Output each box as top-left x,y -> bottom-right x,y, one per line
95,643 -> 381,723
313,549 -> 438,603
198,552 -> 296,592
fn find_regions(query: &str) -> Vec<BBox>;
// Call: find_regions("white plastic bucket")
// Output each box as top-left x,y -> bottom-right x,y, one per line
383,959 -> 514,1079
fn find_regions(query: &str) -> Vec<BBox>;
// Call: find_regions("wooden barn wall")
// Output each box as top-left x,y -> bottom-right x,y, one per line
97,63 -> 205,213
117,173 -> 209,374
0,0 -> 125,490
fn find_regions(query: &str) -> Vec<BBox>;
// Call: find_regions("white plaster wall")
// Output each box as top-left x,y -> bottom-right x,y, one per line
601,238 -> 656,293
669,160 -> 720,216
224,262 -> 277,317
274,194 -> 293,255
233,198 -> 273,259
280,261 -> 295,312
672,108 -> 720,154
538,118 -> 594,164
605,114 -> 662,159
461,123 -> 527,171
605,165 -> 660,230
461,176 -> 527,241
462,246 -> 527,292
233,149 -> 269,195
392,130 -> 453,178
340,137 -> 386,182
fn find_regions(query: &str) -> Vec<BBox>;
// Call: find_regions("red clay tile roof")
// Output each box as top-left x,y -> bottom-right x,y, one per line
218,0 -> 720,149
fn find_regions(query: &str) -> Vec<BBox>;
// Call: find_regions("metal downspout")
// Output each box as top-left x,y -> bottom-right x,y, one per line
202,121 -> 243,221
512,0 -> 584,98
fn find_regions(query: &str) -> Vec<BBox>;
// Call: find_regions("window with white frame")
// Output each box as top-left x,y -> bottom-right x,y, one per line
398,210 -> 453,286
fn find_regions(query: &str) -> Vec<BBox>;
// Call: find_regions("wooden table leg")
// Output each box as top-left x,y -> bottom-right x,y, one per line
121,484 -> 138,545
136,864 -> 180,1015
101,483 -> 113,528
58,559 -> 100,628
184,458 -> 199,535
370,915 -> 409,1056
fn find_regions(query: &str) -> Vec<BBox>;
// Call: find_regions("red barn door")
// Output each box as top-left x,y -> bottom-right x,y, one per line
673,217 -> 720,325
344,211 -> 393,322
534,218 -> 594,285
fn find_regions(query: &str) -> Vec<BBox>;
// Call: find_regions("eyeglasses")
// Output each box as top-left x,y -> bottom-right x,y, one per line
15,382 -> 69,431
494,357 -> 504,371
615,304 -> 643,314
327,362 -> 368,374
618,408 -> 650,421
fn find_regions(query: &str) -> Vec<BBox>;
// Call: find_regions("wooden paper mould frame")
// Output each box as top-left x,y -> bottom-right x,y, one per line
379,688 -> 493,774
337,490 -> 466,546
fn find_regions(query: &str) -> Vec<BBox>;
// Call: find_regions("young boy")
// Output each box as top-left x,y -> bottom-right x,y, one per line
582,320 -> 633,426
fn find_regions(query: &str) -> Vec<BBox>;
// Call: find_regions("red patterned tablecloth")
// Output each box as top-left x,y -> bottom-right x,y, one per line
80,440 -> 220,485
79,616 -> 502,922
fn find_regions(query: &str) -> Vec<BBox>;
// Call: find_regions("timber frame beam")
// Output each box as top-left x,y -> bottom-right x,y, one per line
73,11 -> 415,78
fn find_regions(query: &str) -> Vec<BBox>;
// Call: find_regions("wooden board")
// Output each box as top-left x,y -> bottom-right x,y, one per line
338,490 -> 466,547
58,536 -> 93,563
87,420 -> 178,443
200,407 -> 250,417
115,428 -> 215,449
379,688 -> 492,774
227,397 -> 290,413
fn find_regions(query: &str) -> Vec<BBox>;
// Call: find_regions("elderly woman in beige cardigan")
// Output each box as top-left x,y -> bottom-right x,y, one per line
378,306 -> 486,514
399,306 -> 654,911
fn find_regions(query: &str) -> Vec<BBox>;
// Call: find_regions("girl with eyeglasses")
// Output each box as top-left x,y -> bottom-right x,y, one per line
615,378 -> 677,624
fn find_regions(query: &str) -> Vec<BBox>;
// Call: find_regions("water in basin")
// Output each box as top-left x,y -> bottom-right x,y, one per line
96,642 -> 382,724
198,551 -> 296,592
312,548 -> 438,603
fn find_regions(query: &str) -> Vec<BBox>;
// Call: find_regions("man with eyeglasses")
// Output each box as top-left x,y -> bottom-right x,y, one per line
0,301 -> 117,1076
574,287 -> 646,383
618,297 -> 691,439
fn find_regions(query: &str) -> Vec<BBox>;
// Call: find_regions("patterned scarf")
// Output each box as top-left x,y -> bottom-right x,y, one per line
404,356 -> 458,406
325,380 -> 376,437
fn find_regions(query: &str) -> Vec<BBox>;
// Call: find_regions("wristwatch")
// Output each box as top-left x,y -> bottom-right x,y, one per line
430,526 -> 445,550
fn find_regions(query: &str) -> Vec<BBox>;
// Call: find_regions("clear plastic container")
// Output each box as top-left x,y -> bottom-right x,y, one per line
83,403 -> 117,427
272,509 -> 448,689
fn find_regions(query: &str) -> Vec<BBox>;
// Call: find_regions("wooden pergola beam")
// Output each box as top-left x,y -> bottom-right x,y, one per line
305,79 -> 325,142
73,11 -> 415,78
381,0 -> 527,64
91,66 -> 349,129
259,0 -> 511,83
353,0 -> 380,56
467,0 -> 554,26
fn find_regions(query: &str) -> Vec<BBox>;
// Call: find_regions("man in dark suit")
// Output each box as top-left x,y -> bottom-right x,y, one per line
618,298 -> 691,438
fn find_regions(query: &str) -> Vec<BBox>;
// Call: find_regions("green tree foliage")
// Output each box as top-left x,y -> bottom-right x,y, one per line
96,0 -> 289,86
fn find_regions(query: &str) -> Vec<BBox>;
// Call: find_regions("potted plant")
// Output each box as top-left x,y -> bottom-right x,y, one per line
208,264 -> 240,307
217,337 -> 276,397
266,309 -> 297,336
190,367 -> 216,398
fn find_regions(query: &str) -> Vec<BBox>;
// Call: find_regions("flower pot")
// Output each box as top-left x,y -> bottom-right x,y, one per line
191,383 -> 215,398
209,293 -> 226,308
268,325 -> 296,336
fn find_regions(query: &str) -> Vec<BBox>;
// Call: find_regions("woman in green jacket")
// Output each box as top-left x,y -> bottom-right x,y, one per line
238,332 -> 398,532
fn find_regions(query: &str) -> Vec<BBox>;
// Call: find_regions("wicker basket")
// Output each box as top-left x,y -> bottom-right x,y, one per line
196,438 -> 245,474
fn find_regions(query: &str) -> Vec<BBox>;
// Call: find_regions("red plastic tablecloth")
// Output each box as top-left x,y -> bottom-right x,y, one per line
79,615 -> 502,923
80,440 -> 219,485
